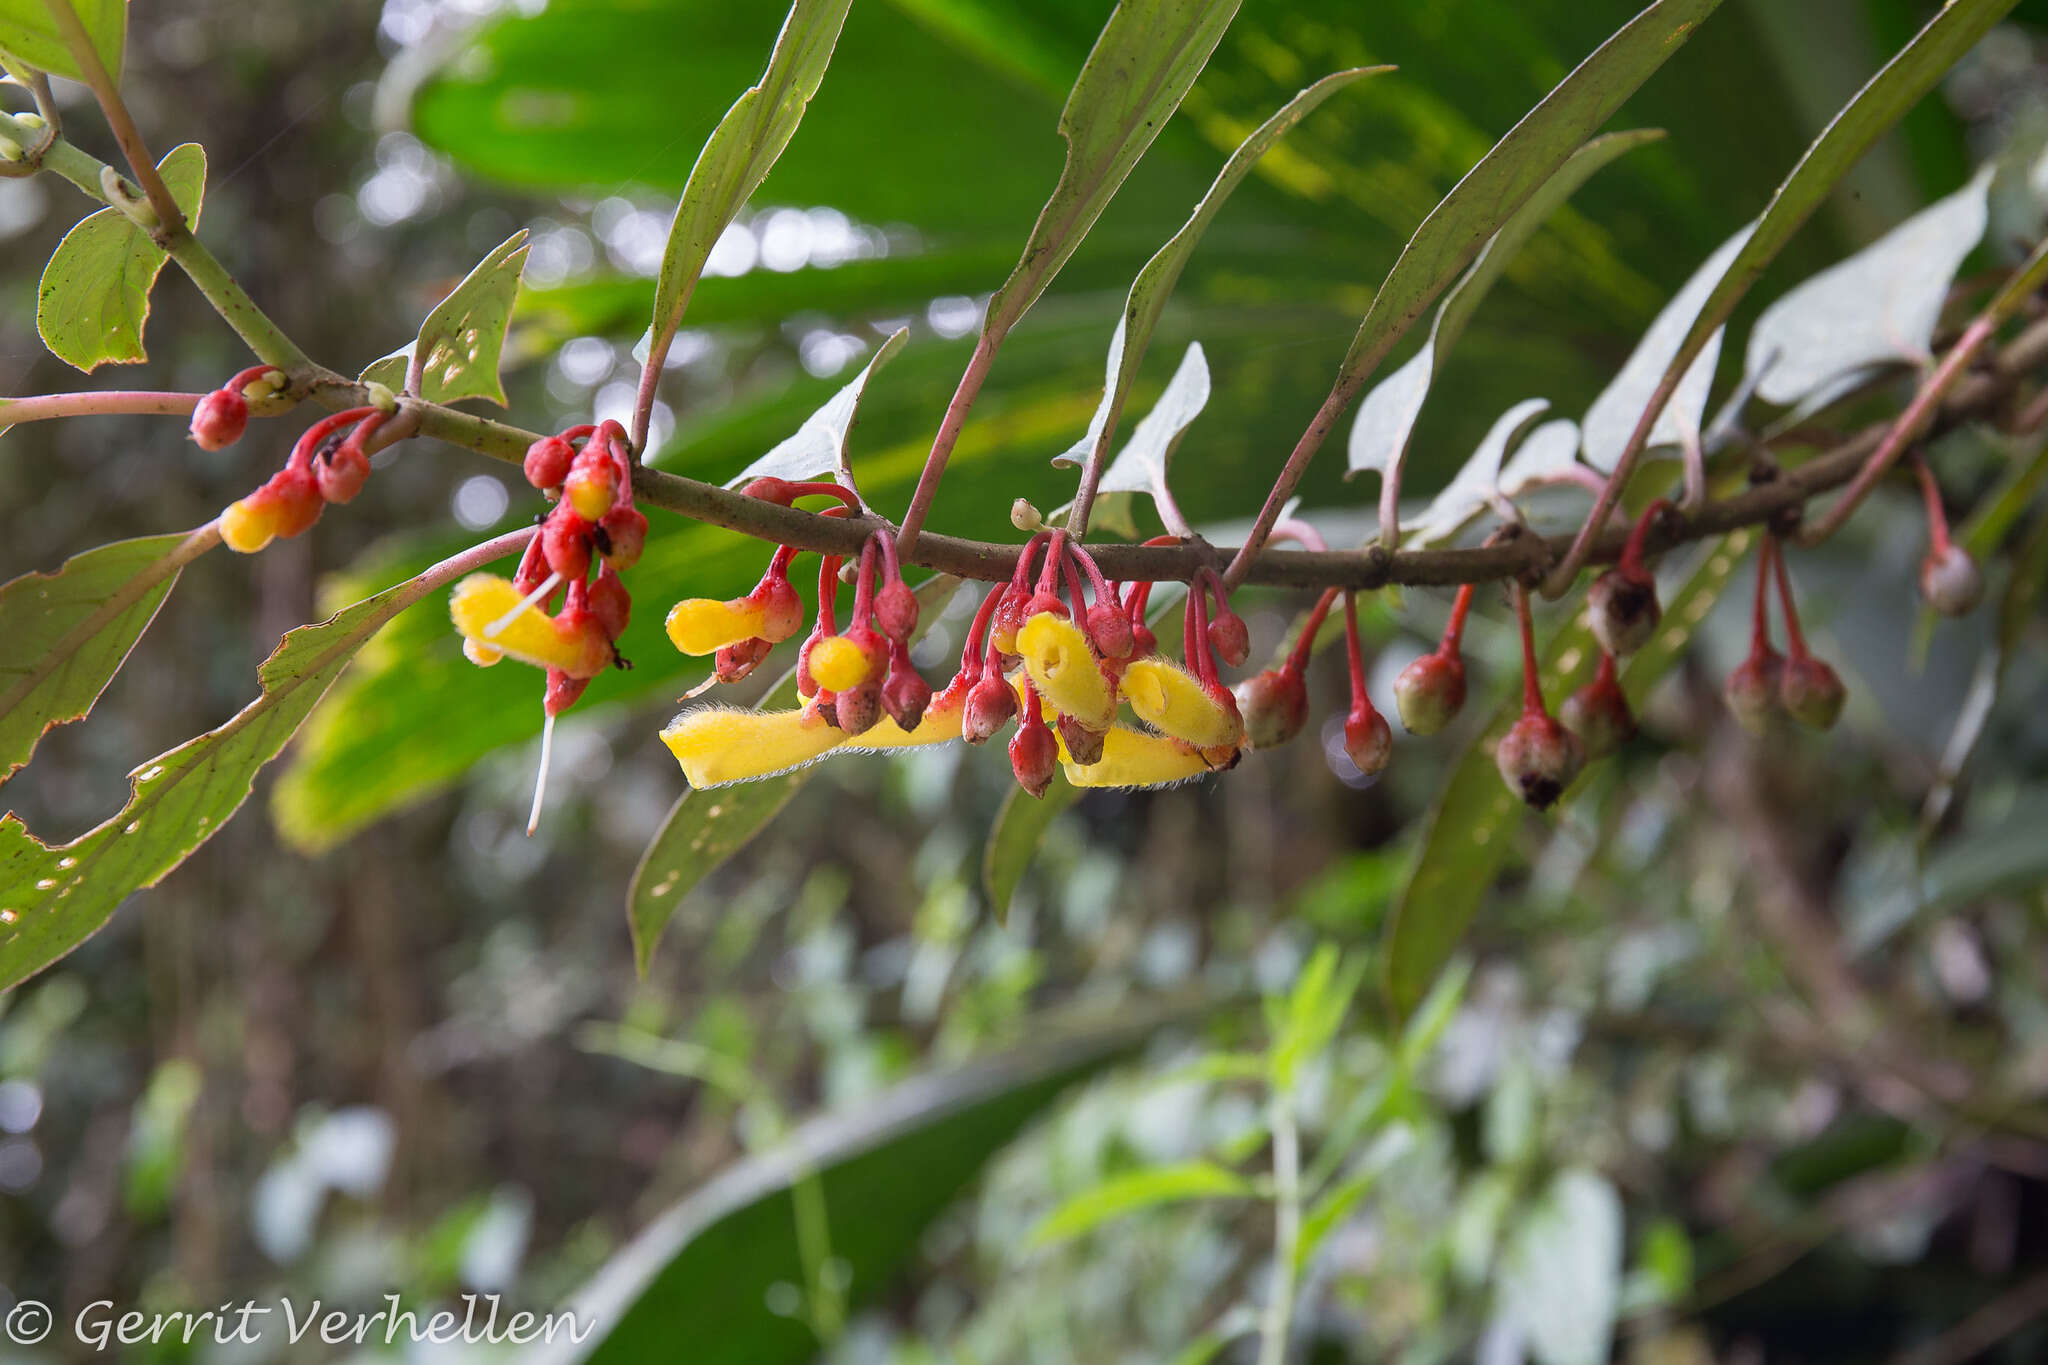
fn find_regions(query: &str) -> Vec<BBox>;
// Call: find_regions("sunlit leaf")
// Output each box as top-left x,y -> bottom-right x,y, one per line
0,527 -> 214,787
729,327 -> 908,490
0,540 -> 519,991
1030,1160 -> 1253,1247
36,143 -> 205,372
0,0 -> 123,82
1744,166 -> 1990,407
408,229 -> 529,405
1581,221 -> 1755,472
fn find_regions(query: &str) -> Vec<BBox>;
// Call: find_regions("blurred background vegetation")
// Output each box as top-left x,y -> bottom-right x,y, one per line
3,0 -> 2048,1360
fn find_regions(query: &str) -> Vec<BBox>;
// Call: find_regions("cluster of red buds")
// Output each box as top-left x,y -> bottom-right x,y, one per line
449,420 -> 647,717
203,368 -> 396,555
1723,530 -> 1846,734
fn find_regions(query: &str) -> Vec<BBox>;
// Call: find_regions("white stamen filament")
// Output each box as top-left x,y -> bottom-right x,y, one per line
485,572 -> 562,639
527,710 -> 556,836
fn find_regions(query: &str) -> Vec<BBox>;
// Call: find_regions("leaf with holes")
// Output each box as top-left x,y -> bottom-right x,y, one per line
981,0 -> 1240,345
37,143 -> 205,372
1744,167 -> 1990,408
0,527 -> 216,788
409,230 -> 529,405
627,574 -> 960,973
1347,129 -> 1662,485
0,536 -> 523,991
0,0 -> 123,82
730,327 -> 908,490
647,0 -> 851,381
1382,528 -> 1756,1020
1058,67 -> 1381,514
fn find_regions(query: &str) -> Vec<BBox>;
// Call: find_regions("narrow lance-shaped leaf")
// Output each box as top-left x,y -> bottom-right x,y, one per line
0,526 -> 217,787
645,0 -> 852,391
628,574 -> 960,973
408,229 -> 530,405
1330,1 -> 1718,414
1030,1161 -> 1254,1248
1744,166 -> 1991,408
1382,528 -> 1757,1021
37,143 -> 206,372
1061,68 -> 1383,499
1613,0 -> 2019,484
0,0 -> 123,82
729,327 -> 909,492
1348,129 -> 1664,485
0,533 -> 528,991
982,773 -> 1081,927
1581,221 -> 1756,473
981,0 -> 1241,346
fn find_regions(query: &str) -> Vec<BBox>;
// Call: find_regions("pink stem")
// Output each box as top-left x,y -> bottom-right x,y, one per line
1,391 -> 207,423
897,333 -> 998,560
1514,583 -> 1545,717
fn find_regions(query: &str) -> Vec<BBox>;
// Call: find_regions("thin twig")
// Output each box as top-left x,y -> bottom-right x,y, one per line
41,0 -> 184,237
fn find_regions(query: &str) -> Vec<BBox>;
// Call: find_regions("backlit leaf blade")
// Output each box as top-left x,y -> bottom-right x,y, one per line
982,0 -> 1240,343
1055,339 -> 1210,514
1030,1160 -> 1253,1248
36,143 -> 205,372
1410,398 -> 1550,546
729,327 -> 908,490
0,0 -> 123,82
410,229 -> 529,405
1383,529 -> 1756,1021
0,538 -> 519,991
982,772 -> 1081,926
647,0 -> 851,396
0,527 -> 215,787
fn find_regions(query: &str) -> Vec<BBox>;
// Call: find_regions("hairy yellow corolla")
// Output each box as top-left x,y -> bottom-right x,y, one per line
1065,726 -> 1227,788
808,634 -> 874,692
1120,657 -> 1242,748
1015,612 -> 1115,728
450,574 -> 610,677
667,597 -> 770,656
660,706 -> 844,787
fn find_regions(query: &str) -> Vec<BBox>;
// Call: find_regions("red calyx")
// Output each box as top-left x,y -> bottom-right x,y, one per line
598,505 -> 649,571
876,578 -> 919,642
716,637 -> 773,684
882,644 -> 934,731
588,566 -> 632,641
544,667 -> 589,716
1560,652 -> 1635,760
1344,703 -> 1393,777
1496,582 -> 1582,809
1009,707 -> 1058,799
542,513 -> 593,582
1057,713 -> 1107,767
962,669 -> 1017,744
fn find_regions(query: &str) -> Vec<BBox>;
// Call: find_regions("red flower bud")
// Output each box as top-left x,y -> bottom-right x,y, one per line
523,435 -> 575,491
598,505 -> 649,571
962,672 -> 1017,744
544,667 -> 589,716
834,678 -> 883,736
715,637 -> 773,684
1560,667 -> 1635,760
1086,601 -> 1134,660
589,566 -> 631,640
1495,712 -> 1583,810
1587,568 -> 1661,658
190,388 -> 248,450
1344,704 -> 1393,777
1393,651 -> 1466,736
265,467 -> 324,539
752,573 -> 805,643
1236,667 -> 1308,751
1009,716 -> 1059,798
1723,649 -> 1781,735
1207,606 -> 1250,669
316,445 -> 370,504
876,578 -> 919,642
881,650 -> 934,731
1919,543 -> 1983,617
1780,653 -> 1845,730
542,513 -> 593,583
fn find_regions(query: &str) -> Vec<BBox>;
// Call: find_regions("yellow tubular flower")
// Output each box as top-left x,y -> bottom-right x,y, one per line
219,498 -> 277,554
1121,657 -> 1243,748
450,575 -> 610,677
808,634 -> 873,692
852,696 -> 965,750
1065,726 -> 1223,789
667,597 -> 770,656
1015,613 -> 1115,728
660,706 -> 844,787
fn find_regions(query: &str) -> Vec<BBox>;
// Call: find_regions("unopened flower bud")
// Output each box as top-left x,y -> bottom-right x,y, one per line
190,388 -> 248,450
1010,717 -> 1059,798
589,567 -> 631,640
1344,704 -> 1393,776
1057,713 -> 1107,767
834,678 -> 883,736
1561,671 -> 1635,760
1207,606 -> 1250,669
1723,650 -> 1782,735
1495,712 -> 1583,810
316,446 -> 370,504
1780,653 -> 1845,730
1085,601 -> 1134,660
1587,569 -> 1661,658
1919,543 -> 1983,617
599,505 -> 649,570
524,435 -> 575,491
1393,651 -> 1466,736
881,651 -> 933,731
542,514 -> 593,582
876,579 -> 919,642
962,672 -> 1017,744
1236,668 -> 1309,751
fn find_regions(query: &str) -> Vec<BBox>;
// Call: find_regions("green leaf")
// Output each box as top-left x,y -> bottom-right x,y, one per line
1628,0 -> 2019,464
1269,942 -> 1368,1089
982,0 -> 1240,344
1347,128 -> 1663,482
1331,1 -> 1720,401
982,770 -> 1082,927
0,0 -> 123,82
409,229 -> 529,405
1029,1159 -> 1253,1247
0,537 -> 514,991
729,327 -> 908,489
36,142 -> 205,372
1060,67 -> 1383,505
647,0 -> 852,379
626,574 -> 961,973
1297,1165 -> 1380,1273
1382,529 -> 1756,1020
551,1015 -> 1169,1365
1498,1169 -> 1624,1365
0,527 -> 213,786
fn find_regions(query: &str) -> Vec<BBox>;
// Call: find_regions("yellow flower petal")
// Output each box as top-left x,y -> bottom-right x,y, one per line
450,574 -> 610,676
1015,612 -> 1115,728
219,498 -> 277,554
1121,657 -> 1242,748
660,706 -> 844,787
666,597 -> 769,656
809,634 -> 873,692
851,697 -> 965,750
1065,726 -> 1226,788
